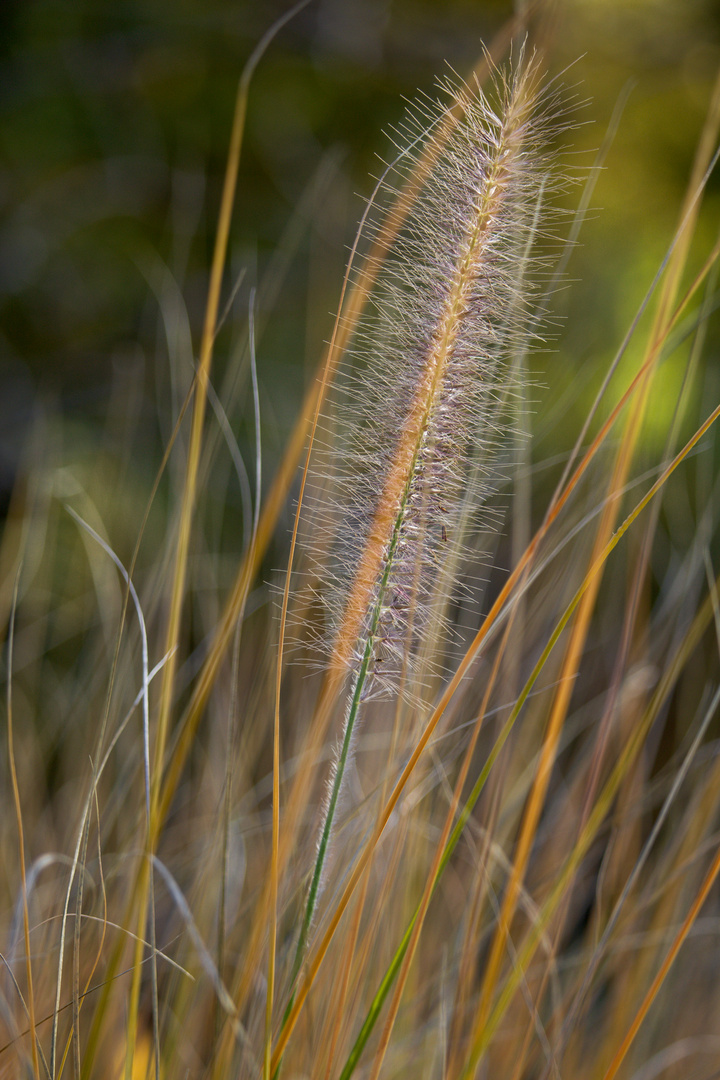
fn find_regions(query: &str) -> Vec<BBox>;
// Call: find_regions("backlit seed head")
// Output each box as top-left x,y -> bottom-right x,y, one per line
294,53 -> 573,697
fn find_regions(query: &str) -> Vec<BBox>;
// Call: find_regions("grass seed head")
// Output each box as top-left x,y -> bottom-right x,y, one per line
299,53 -> 570,699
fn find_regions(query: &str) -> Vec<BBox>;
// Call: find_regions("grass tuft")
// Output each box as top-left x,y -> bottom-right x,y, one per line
2,7 -> 720,1080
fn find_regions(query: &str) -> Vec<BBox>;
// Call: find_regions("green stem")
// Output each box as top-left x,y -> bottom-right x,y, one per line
336,667 -> 525,1080
274,445 -> 424,1075
292,634 -> 374,985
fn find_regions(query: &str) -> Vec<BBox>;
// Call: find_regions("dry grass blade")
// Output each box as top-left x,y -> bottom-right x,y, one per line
599,778 -> 720,1080
460,543 -> 720,1078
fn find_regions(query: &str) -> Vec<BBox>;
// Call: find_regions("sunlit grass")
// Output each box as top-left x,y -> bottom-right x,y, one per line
2,6 -> 720,1080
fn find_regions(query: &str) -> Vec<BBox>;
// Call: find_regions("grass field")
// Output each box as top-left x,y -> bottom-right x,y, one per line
2,3 -> 720,1078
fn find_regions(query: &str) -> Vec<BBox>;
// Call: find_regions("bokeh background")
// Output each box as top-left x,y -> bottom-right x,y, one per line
1,2 -> 720,462
1,0 -> 720,609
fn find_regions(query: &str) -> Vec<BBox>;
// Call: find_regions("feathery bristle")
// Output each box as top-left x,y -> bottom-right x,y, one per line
299,54 -> 568,698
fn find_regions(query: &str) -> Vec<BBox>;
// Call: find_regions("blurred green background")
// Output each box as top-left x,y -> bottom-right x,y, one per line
1,0 -> 719,547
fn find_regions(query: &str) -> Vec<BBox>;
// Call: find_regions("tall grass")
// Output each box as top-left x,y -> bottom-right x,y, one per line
2,8 -> 720,1080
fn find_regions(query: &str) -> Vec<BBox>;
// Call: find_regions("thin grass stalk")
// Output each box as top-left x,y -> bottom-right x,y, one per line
118,9 -> 308,1074
217,619 -> 242,1043
6,568 -> 41,1080
213,290 -> 260,1049
71,812 -> 93,1079
319,642 -> 417,1076
529,179 -> 720,1080
289,445 -> 420,968
463,585 -> 718,1078
600,835 -> 720,1080
456,416 -> 720,1078
55,796 -> 108,1080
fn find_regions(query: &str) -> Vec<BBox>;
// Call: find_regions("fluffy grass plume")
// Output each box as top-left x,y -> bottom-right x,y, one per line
284,51 -> 568,997
2,7 -> 720,1080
